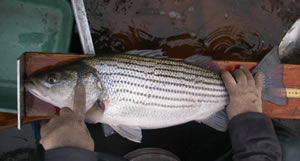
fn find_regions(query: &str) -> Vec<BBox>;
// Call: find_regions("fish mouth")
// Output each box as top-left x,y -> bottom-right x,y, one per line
24,79 -> 67,108
24,79 -> 48,101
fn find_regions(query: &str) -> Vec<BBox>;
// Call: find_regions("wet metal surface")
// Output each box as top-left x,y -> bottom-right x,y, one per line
85,0 -> 300,61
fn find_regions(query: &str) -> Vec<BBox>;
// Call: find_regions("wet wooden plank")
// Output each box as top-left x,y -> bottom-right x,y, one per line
215,61 -> 300,119
24,53 -> 300,119
25,53 -> 91,77
2,52 -> 300,129
0,112 -> 50,129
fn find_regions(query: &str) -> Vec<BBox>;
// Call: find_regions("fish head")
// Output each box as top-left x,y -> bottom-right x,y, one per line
25,62 -> 104,112
25,67 -> 80,108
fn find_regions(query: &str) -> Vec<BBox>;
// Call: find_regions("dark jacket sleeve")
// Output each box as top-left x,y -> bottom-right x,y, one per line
45,147 -> 97,161
229,112 -> 282,161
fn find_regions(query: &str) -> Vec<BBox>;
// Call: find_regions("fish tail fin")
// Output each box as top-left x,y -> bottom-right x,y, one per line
260,64 -> 287,105
197,110 -> 229,132
252,47 -> 288,105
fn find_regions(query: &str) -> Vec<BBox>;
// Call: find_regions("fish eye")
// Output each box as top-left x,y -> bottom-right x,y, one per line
47,73 -> 57,84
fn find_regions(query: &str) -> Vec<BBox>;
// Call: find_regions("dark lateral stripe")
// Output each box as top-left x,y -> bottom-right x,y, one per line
114,80 -> 227,96
98,60 -> 222,83
98,55 -> 219,79
116,89 -> 195,102
118,98 -> 226,108
100,72 -> 225,92
99,69 -> 224,87
115,88 -> 227,102
105,55 -> 218,77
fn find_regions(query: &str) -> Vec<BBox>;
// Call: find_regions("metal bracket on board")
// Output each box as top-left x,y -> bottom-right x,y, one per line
71,0 -> 95,55
17,56 -> 25,130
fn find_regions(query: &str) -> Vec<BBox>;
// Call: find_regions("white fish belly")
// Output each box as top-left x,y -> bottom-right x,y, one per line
102,101 -> 227,129
94,54 -> 229,128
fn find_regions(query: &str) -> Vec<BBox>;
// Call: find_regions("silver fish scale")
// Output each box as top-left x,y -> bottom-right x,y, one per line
85,54 -> 229,124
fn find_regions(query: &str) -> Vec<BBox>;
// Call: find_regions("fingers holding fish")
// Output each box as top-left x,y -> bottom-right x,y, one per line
232,69 -> 247,85
73,81 -> 86,119
239,66 -> 255,86
254,71 -> 263,92
60,107 -> 74,116
221,71 -> 237,91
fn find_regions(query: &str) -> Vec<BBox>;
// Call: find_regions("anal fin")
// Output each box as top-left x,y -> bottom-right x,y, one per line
102,123 -> 115,137
199,110 -> 229,132
110,125 -> 142,143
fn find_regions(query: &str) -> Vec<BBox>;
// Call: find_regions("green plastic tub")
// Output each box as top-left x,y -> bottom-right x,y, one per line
0,0 -> 73,113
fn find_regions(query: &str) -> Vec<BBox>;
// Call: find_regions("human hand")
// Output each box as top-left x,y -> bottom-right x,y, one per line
221,66 -> 263,120
40,82 -> 95,151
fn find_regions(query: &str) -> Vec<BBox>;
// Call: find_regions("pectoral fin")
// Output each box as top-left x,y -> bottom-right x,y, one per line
110,125 -> 142,143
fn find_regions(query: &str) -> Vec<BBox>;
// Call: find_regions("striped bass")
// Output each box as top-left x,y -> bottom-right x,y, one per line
25,49 -> 286,142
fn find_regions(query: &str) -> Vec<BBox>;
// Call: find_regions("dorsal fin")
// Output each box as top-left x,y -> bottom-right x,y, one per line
125,49 -> 168,59
184,54 -> 220,73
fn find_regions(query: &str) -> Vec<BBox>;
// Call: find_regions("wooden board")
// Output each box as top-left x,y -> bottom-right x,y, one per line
1,52 -> 300,128
0,112 -> 50,129
215,61 -> 300,119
